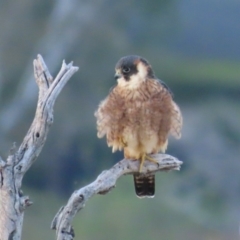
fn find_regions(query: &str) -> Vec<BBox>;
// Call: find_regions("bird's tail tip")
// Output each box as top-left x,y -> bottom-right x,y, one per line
133,173 -> 155,198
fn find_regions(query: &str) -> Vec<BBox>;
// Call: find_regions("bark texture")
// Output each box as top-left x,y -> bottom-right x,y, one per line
0,55 -> 78,240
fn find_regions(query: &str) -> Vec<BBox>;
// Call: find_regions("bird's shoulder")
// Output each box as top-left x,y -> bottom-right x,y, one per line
147,78 -> 173,97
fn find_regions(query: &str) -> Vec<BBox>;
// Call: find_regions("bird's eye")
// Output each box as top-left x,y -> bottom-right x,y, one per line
122,67 -> 131,73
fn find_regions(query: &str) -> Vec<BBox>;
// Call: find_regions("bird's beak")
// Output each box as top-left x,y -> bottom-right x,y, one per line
114,71 -> 122,80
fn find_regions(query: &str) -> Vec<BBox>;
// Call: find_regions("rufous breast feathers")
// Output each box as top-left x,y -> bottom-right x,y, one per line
95,78 -> 182,158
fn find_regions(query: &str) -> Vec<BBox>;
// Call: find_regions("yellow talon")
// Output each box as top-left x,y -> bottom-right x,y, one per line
139,154 -> 145,173
139,154 -> 158,173
145,155 -> 158,164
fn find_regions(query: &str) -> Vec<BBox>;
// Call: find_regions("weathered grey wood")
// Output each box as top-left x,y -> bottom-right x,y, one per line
0,55 -> 78,240
52,154 -> 182,240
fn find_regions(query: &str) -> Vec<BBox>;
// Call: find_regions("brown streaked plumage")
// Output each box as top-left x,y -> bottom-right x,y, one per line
95,55 -> 182,198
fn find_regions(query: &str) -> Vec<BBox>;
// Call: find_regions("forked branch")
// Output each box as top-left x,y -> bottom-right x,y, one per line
0,55 -> 78,240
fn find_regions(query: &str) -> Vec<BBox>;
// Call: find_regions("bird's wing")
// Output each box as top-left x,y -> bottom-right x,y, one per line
95,88 -> 125,151
157,78 -> 173,97
152,79 -> 182,139
170,100 -> 183,139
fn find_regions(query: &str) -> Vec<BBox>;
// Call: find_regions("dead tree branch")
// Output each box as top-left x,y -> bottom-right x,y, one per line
52,154 -> 182,240
0,55 -> 78,240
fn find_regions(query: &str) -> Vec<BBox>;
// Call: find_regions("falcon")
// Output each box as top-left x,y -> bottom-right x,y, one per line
95,55 -> 182,198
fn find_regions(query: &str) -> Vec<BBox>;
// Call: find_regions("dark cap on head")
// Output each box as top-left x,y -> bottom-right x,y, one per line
115,55 -> 150,69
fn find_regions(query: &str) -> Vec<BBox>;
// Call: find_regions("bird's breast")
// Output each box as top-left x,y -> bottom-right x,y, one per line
122,99 -> 159,158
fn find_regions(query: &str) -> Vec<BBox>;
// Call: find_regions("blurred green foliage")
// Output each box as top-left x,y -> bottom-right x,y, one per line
0,0 -> 240,239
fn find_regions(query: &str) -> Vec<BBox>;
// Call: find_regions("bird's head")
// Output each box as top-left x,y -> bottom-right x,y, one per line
114,55 -> 154,89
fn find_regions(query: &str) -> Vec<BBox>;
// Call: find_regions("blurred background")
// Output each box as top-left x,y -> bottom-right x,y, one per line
0,0 -> 240,239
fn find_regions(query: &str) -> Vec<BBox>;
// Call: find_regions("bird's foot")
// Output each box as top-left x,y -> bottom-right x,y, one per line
139,154 -> 158,173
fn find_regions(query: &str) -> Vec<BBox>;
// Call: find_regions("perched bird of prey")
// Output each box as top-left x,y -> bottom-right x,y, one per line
95,55 -> 182,198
